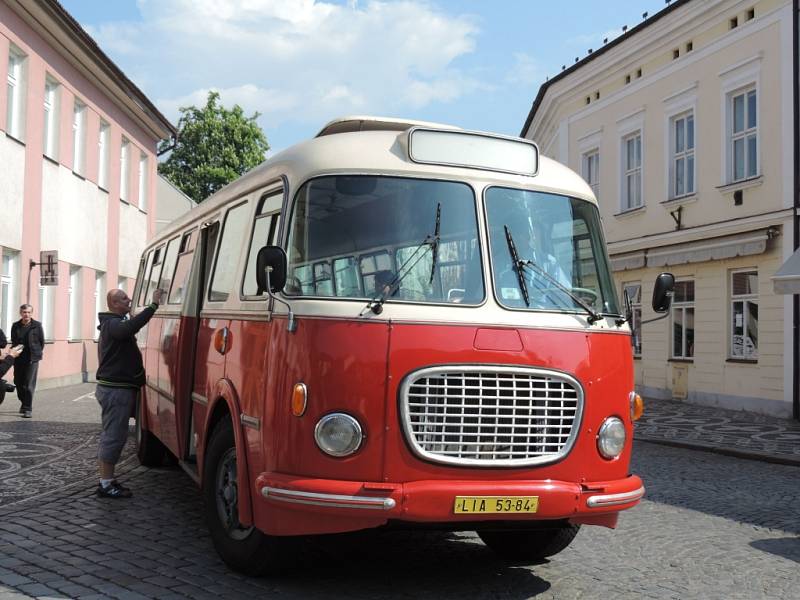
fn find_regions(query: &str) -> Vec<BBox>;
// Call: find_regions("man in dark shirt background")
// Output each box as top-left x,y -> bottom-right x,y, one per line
11,304 -> 45,419
94,287 -> 162,498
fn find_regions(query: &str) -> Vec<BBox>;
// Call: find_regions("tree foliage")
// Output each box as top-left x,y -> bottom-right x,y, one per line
158,91 -> 270,202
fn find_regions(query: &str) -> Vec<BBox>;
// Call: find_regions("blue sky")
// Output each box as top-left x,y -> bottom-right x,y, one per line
61,0 -> 668,154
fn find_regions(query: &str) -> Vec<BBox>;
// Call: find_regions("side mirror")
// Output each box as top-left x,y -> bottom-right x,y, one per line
256,246 -> 287,294
652,272 -> 675,313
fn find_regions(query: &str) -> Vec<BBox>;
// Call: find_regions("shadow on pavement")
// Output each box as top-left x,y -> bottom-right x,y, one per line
749,538 -> 800,564
633,440 -> 800,535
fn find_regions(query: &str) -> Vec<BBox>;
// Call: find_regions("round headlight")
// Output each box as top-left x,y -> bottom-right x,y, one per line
597,416 -> 626,459
314,413 -> 363,457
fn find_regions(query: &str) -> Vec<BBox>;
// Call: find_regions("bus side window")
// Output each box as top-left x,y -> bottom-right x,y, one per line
145,246 -> 165,303
209,201 -> 250,303
158,235 -> 181,299
132,254 -> 147,307
137,250 -> 154,307
242,188 -> 283,299
168,230 -> 197,305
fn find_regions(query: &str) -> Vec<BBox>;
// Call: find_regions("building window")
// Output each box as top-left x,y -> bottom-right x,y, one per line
730,270 -> 758,359
98,121 -> 110,189
622,132 -> 642,210
94,271 -> 105,340
746,8 -> 755,21
1,250 -> 19,334
582,150 -> 600,199
6,47 -> 26,139
72,99 -> 87,175
671,280 -> 695,359
623,282 -> 642,356
117,276 -> 127,291
43,77 -> 60,159
138,153 -> 148,211
686,41 -> 693,52
670,112 -> 695,198
730,17 -> 738,29
729,87 -> 757,182
120,138 -> 130,201
38,285 -> 55,342
67,265 -> 82,340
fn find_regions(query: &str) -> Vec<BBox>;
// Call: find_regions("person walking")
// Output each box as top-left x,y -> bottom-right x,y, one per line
94,287 -> 162,499
10,304 -> 45,418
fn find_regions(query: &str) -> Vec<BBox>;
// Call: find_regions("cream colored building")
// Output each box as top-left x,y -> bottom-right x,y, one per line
522,0 -> 799,418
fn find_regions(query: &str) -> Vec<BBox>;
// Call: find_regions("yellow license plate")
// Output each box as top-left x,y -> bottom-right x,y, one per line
454,496 -> 539,514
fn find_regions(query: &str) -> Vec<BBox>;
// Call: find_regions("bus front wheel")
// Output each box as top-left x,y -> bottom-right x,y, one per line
477,524 -> 580,562
135,394 -> 166,467
203,418 -> 289,576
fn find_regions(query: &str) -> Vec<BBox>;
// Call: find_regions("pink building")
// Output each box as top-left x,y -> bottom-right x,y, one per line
0,0 -> 175,387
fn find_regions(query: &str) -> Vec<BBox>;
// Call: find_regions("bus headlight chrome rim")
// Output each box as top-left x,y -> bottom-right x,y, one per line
597,416 -> 626,459
314,413 -> 363,457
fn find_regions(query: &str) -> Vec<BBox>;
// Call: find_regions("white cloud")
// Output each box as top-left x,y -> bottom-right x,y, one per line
90,0 -> 483,139
504,52 -> 542,86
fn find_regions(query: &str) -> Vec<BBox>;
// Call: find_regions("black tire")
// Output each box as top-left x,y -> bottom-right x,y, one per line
203,419 -> 290,576
477,524 -> 581,561
135,394 -> 166,467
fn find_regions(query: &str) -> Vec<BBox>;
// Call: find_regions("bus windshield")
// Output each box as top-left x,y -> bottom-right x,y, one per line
485,186 -> 620,316
286,175 -> 484,304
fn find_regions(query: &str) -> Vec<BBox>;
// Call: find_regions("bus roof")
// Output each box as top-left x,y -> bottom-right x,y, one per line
149,117 -> 595,247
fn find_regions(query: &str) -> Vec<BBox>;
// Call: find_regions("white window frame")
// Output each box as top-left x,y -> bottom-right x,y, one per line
43,77 -> 60,159
38,285 -> 55,342
623,281 -> 642,357
719,55 -> 761,185
730,269 -> 758,360
621,132 -> 642,211
138,152 -> 148,211
582,149 -> 600,200
728,87 -> 758,182
6,47 -> 26,140
669,111 -> 695,198
67,265 -> 82,341
94,271 -> 105,340
98,121 -> 110,190
671,279 -> 695,360
120,138 -> 130,201
1,250 -> 19,334
72,98 -> 87,175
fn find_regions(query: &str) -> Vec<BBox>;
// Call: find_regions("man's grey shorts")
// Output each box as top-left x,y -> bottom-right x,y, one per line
96,385 -> 138,464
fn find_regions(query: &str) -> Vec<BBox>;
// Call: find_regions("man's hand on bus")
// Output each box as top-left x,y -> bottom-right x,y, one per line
152,288 -> 164,306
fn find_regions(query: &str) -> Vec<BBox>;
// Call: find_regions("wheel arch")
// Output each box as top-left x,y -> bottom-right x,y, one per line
201,378 -> 254,527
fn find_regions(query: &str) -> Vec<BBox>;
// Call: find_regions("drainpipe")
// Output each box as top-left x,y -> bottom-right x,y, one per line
793,0 -> 799,420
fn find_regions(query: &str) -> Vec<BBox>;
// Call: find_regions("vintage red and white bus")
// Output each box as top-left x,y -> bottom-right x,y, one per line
132,116 -> 674,574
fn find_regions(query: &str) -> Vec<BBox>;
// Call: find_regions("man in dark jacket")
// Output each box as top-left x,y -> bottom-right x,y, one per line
11,305 -> 45,418
0,336 -> 22,405
95,287 -> 162,498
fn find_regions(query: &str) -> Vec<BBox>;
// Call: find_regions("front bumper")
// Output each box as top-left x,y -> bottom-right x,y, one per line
255,472 -> 644,535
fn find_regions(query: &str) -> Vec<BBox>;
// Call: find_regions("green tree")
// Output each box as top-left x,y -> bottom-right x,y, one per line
158,91 -> 269,202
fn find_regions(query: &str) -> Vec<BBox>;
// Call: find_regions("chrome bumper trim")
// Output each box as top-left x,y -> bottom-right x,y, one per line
261,486 -> 396,510
586,486 -> 645,508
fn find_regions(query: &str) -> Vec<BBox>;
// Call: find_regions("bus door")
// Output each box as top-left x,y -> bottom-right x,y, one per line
155,230 -> 197,458
190,218 -> 223,462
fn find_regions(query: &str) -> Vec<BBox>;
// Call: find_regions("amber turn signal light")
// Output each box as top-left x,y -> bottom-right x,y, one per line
291,383 -> 307,417
629,392 -> 644,421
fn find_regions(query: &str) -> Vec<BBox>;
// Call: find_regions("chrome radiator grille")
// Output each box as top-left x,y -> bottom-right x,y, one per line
400,366 -> 583,467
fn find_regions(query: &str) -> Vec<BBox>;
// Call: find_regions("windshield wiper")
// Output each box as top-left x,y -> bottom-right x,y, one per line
428,203 -> 441,284
504,225 -> 603,324
504,225 -> 530,307
361,206 -> 441,316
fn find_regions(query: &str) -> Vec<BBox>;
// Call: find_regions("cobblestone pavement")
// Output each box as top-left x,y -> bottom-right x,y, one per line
0,384 -> 798,599
636,397 -> 800,466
